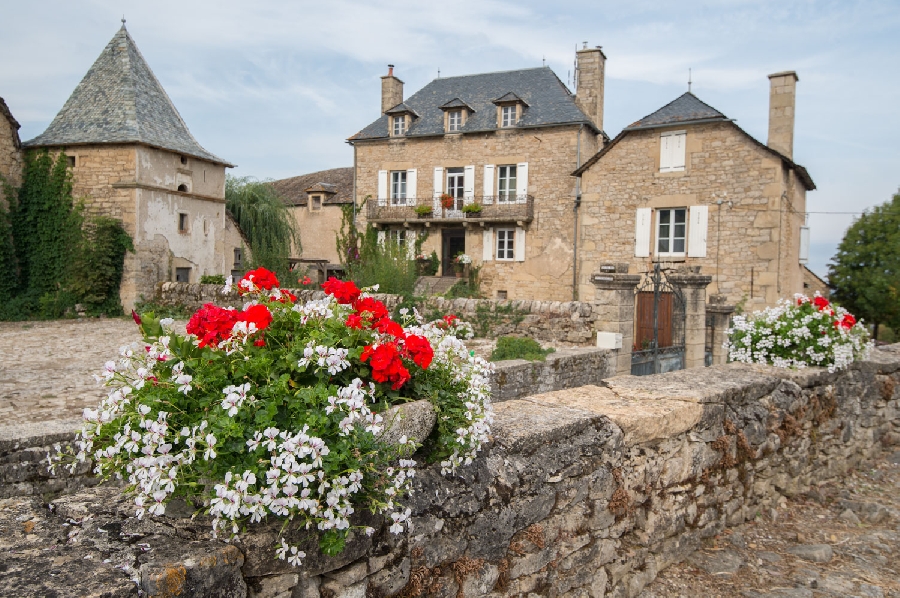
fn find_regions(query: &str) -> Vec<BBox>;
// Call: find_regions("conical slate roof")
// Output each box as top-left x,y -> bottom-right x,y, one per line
24,26 -> 232,166
625,92 -> 727,130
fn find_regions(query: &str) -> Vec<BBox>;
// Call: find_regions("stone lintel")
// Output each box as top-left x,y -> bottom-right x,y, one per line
667,273 -> 713,289
706,304 -> 736,315
591,273 -> 642,291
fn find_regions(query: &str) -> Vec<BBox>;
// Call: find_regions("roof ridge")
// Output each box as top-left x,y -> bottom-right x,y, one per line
434,66 -> 548,81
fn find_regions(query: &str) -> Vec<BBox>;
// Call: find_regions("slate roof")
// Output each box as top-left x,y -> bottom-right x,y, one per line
24,26 -> 232,166
350,67 -> 600,141
0,97 -> 21,149
625,92 -> 728,130
269,167 -> 353,207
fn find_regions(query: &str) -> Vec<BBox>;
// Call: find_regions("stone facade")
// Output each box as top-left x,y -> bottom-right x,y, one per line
0,97 -> 23,199
354,125 -> 600,302
3,346 -> 898,597
577,120 -> 810,309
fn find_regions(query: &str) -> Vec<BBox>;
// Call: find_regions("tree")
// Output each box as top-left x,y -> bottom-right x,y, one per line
828,191 -> 900,339
225,175 -> 300,282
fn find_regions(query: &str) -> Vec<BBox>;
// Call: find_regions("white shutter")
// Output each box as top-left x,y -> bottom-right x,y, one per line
483,164 -> 495,204
660,134 -> 672,172
634,208 -> 652,257
407,230 -> 416,259
799,226 -> 810,264
463,165 -> 475,200
405,169 -> 417,205
377,170 -> 388,206
687,205 -> 708,258
516,162 -> 528,203
483,227 -> 494,261
377,230 -> 386,246
660,132 -> 686,172
672,133 -> 686,171
514,227 -> 525,262
433,167 -> 444,197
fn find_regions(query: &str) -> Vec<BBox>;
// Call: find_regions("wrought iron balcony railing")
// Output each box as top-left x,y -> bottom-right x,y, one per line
367,195 -> 534,224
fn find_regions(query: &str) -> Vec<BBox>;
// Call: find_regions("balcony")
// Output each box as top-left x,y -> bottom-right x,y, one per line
367,195 -> 534,224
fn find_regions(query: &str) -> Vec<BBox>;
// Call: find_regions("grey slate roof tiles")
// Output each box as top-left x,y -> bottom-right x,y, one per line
351,67 -> 599,140
270,167 -> 354,207
625,92 -> 728,129
24,26 -> 232,167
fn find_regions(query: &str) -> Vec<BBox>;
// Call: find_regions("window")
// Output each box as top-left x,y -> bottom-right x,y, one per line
175,267 -> 191,283
656,208 -> 687,256
233,248 -> 243,269
180,155 -> 188,165
66,155 -> 76,168
392,115 -> 407,136
389,229 -> 407,247
497,165 -> 517,202
496,228 -> 515,260
390,171 -> 407,204
178,213 -> 188,233
497,290 -> 508,300
177,183 -> 188,192
446,167 -> 464,211
448,110 -> 462,132
310,195 -> 323,211
660,131 -> 686,172
501,105 -> 517,127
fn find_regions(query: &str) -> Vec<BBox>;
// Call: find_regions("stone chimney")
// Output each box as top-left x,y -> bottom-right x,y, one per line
381,65 -> 404,114
767,71 -> 798,159
574,44 -> 606,131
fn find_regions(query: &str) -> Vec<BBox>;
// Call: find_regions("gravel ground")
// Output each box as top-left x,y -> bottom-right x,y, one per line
640,450 -> 900,598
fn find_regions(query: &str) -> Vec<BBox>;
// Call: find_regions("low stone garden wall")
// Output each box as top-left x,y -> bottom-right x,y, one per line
3,346 -> 899,597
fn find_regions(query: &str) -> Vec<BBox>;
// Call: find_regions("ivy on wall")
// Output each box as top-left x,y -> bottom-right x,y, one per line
0,150 -> 133,320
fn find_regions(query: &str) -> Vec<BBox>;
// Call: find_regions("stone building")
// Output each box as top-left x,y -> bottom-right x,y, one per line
22,25 -> 241,310
349,47 -> 608,302
573,72 -> 816,308
0,97 -> 23,197
270,167 -> 353,282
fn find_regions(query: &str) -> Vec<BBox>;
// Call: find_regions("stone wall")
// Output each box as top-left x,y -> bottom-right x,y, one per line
577,121 -> 808,310
3,347 -> 898,597
0,97 -> 23,195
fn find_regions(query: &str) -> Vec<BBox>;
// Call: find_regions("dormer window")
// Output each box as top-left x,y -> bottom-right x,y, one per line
448,110 -> 462,131
310,194 -> 323,211
439,98 -> 473,134
501,105 -> 517,127
392,115 -> 407,136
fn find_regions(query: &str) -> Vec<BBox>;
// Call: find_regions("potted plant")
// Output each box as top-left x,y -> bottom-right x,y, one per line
440,193 -> 455,210
461,203 -> 483,218
414,204 -> 433,218
453,253 -> 472,278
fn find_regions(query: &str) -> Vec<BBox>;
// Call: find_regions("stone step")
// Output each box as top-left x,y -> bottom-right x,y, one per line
414,276 -> 460,296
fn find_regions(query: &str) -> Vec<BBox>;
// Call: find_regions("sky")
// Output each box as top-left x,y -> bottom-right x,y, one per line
1,0 -> 898,280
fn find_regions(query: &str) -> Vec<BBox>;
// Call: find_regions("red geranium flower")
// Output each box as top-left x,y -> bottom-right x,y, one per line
840,314 -> 856,329
239,268 -> 280,294
361,343 -> 410,390
403,334 -> 434,369
186,303 -> 239,348
299,276 -> 312,286
322,277 -> 361,304
812,296 -> 830,311
352,297 -> 389,321
374,317 -> 405,339
131,310 -> 142,326
238,304 -> 273,332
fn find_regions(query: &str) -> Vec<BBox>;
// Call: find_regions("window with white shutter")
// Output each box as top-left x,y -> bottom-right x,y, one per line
377,170 -> 388,206
406,169 -> 417,204
433,167 -> 444,197
660,131 -> 686,172
635,208 -> 652,257
483,227 -> 494,261
656,208 -> 687,257
496,228 -> 515,260
516,162 -> 528,203
687,205 -> 708,258
483,164 -> 495,203
463,165 -> 475,200
514,227 -> 526,262
390,171 -> 407,205
497,165 -> 516,203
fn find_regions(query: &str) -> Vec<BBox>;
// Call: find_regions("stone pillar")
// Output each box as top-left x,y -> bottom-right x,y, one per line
592,264 -> 641,376
706,294 -> 736,366
668,270 -> 713,370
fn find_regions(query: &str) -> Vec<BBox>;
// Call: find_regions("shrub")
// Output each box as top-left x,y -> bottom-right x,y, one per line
55,269 -> 492,568
726,293 -> 872,372
345,226 -> 419,297
490,336 -> 554,362
200,274 -> 227,285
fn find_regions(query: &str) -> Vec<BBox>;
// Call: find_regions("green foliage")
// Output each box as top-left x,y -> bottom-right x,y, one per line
132,299 -> 191,320
69,216 -> 134,316
490,336 -> 555,362
345,226 -> 419,297
336,200 -> 362,267
470,301 -> 528,337
225,175 -> 300,282
200,274 -> 226,285
445,265 -> 481,299
0,176 -> 18,303
828,191 -> 900,338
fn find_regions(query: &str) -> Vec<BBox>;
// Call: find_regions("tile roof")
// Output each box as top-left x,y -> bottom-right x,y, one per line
269,167 -> 353,207
625,92 -> 728,130
23,26 -> 232,166
0,97 -> 21,149
350,67 -> 599,141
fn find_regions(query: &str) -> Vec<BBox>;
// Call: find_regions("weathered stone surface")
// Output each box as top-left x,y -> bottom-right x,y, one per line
378,400 -> 437,450
787,544 -> 833,563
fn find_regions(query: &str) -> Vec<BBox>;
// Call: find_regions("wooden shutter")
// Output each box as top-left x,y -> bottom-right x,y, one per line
514,226 -> 525,262
672,133 -> 686,171
516,162 -> 528,203
483,227 -> 494,261
377,170 -> 388,206
687,205 -> 708,257
405,169 -> 417,205
635,208 -> 652,257
463,165 -> 475,200
433,167 -> 444,196
483,164 -> 495,204
799,226 -> 810,264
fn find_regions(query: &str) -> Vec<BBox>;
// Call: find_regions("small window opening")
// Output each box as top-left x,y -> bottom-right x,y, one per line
233,248 -> 243,269
203,219 -> 209,235
497,290 -> 508,300
180,155 -> 188,165
311,195 -> 323,211
177,183 -> 188,192
175,267 -> 191,283
66,155 -> 76,168
178,213 -> 188,233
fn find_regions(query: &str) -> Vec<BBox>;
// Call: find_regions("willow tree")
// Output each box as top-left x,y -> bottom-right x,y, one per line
225,175 -> 300,281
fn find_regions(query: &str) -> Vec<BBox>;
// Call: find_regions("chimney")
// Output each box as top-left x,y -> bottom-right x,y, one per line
767,71 -> 798,159
574,45 -> 606,131
381,64 -> 404,114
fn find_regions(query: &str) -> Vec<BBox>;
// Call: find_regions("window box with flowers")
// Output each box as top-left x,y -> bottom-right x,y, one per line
414,204 -> 433,218
461,203 -> 483,218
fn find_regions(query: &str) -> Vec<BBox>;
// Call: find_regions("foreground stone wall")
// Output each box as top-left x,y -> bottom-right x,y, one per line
3,347 -> 898,597
156,282 -> 599,344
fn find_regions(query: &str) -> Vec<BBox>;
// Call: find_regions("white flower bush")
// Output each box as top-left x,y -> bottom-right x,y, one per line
726,293 -> 872,373
54,270 -> 493,566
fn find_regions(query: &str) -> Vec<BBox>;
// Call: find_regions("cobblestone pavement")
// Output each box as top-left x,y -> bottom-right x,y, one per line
0,318 -> 148,427
640,450 -> 900,598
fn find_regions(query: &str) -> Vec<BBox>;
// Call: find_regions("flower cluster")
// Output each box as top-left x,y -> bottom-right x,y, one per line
726,293 -> 872,372
453,253 -> 472,265
55,271 -> 491,568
